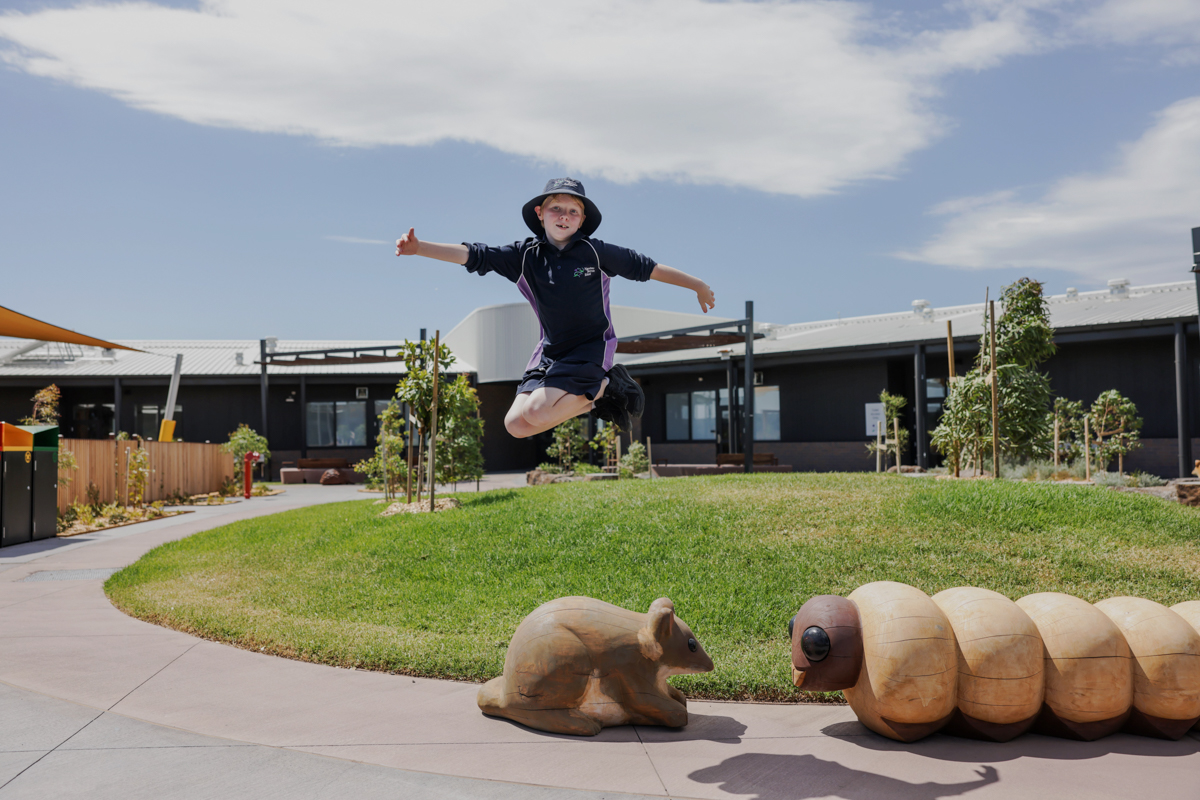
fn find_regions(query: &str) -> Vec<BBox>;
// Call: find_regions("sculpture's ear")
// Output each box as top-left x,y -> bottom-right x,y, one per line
639,598 -> 675,660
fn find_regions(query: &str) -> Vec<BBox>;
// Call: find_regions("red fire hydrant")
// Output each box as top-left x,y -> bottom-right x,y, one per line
243,451 -> 261,499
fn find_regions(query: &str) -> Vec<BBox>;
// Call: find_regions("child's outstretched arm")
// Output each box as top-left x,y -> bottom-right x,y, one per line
650,264 -> 716,313
395,228 -> 468,265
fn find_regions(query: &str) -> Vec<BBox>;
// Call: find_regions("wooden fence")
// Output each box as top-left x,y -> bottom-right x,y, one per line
57,439 -> 237,512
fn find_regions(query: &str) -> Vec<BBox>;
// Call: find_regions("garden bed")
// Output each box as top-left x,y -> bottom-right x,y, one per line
105,473 -> 1200,702
58,508 -> 193,537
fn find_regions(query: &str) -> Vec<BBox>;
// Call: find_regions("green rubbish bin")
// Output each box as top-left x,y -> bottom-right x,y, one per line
19,425 -> 59,541
0,423 -> 33,548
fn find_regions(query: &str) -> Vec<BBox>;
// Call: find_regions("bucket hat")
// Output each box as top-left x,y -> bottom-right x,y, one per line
522,177 -> 602,238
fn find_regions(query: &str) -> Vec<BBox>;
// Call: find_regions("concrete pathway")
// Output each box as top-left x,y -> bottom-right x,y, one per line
1,484 -> 1197,799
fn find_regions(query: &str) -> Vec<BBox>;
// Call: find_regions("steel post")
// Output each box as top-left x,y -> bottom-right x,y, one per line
1177,321 -> 1193,477
743,301 -> 754,475
914,343 -> 927,469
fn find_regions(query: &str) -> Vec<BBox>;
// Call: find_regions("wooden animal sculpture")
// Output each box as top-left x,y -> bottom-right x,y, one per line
478,596 -> 714,736
790,582 -> 1200,743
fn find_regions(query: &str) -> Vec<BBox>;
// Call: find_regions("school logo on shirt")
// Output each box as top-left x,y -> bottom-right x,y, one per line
573,266 -> 596,278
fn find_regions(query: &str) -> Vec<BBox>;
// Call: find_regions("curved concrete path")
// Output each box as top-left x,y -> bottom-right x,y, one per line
1,483 -> 1197,799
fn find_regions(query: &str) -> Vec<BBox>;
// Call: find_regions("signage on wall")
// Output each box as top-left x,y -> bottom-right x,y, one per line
355,387 -> 368,399
864,403 -> 885,437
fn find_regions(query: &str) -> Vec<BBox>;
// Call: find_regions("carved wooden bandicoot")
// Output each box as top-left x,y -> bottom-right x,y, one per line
478,596 -> 714,735
790,581 -> 1200,743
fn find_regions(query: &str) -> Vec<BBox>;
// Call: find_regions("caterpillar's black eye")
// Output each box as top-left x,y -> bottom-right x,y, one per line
801,626 -> 831,662
688,638 -> 698,652
788,615 -> 796,640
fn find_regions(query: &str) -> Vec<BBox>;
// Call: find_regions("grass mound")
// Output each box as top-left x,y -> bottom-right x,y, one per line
105,473 -> 1200,701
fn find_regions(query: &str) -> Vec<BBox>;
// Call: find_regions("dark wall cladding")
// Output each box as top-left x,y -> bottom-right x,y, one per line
776,360 -> 889,442
1046,337 -> 1181,439
1,324 -> 1197,477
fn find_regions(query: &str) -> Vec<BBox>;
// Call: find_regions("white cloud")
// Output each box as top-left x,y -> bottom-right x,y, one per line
1074,0 -> 1200,59
0,0 -> 1046,197
898,96 -> 1200,281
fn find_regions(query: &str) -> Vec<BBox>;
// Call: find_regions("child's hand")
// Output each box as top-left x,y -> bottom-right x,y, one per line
696,283 -> 715,313
395,227 -> 420,256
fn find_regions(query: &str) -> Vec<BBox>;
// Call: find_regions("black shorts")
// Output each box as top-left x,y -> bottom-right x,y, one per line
516,353 -> 608,401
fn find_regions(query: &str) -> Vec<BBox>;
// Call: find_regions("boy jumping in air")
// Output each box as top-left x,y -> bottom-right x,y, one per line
396,177 -> 715,439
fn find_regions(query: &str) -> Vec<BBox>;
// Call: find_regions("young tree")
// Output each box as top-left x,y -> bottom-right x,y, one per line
1088,390 -> 1142,474
20,384 -> 61,425
393,339 -> 484,499
932,278 -> 1056,473
220,425 -> 270,479
865,390 -> 910,469
1049,398 -> 1085,465
435,378 -> 485,486
354,400 -> 410,498
590,421 -> 620,470
544,417 -> 588,472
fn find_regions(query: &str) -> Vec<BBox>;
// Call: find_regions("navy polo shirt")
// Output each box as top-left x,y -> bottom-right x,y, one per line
463,235 -> 657,371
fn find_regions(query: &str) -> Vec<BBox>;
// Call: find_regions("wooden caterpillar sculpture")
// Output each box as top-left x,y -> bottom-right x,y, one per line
790,582 -> 1200,743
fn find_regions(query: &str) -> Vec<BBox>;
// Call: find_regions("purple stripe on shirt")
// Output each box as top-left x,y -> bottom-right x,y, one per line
517,272 -> 546,372
601,272 -> 617,371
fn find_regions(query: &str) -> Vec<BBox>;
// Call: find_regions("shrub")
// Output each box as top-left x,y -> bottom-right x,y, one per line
620,441 -> 650,477
1088,390 -> 1143,474
220,425 -> 270,475
544,417 -> 588,472
865,390 -> 909,468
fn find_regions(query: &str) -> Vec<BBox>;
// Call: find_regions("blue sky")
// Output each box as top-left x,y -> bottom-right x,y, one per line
2,0 -> 1199,341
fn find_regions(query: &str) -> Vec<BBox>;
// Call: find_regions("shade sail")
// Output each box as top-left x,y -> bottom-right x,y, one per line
0,304 -> 140,352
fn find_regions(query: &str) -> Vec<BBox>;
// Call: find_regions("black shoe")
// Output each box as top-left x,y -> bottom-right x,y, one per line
592,389 -> 631,431
607,364 -> 643,420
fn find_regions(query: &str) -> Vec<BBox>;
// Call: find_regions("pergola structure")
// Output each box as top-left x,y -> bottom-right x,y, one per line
618,301 -> 761,473
254,341 -> 409,445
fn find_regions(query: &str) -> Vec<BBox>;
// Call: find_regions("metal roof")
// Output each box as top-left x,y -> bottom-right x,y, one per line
0,339 -> 477,379
2,281 -> 1192,379
619,280 -> 1199,368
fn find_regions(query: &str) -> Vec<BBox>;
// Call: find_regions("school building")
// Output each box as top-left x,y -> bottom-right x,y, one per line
1,278 -> 1197,478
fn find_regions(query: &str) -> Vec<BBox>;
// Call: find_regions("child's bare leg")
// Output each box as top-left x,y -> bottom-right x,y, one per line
505,393 -> 542,438
504,379 -> 611,439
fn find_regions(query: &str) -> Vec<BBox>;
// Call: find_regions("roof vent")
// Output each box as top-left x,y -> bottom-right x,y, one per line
1107,279 -> 1129,299
235,352 -> 244,366
911,299 -> 933,320
264,337 -> 278,354
1065,287 -> 1077,299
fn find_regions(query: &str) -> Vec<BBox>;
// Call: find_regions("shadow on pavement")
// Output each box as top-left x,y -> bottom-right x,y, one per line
637,712 -> 750,744
689,753 -> 998,800
822,720 -> 1200,762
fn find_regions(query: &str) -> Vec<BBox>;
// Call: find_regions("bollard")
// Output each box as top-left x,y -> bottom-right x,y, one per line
244,451 -> 261,499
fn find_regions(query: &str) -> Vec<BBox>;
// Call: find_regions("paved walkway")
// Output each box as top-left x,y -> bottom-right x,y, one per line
1,484 -> 1197,799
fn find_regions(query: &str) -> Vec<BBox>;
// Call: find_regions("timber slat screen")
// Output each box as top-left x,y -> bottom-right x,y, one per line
56,440 -> 237,511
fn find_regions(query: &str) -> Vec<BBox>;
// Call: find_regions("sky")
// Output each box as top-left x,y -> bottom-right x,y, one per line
2,0 -> 1199,341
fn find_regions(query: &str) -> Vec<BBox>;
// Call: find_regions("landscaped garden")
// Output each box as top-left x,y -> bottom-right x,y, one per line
105,472 -> 1200,701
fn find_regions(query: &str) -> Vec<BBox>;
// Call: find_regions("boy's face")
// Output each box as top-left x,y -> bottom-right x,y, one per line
535,195 -> 586,244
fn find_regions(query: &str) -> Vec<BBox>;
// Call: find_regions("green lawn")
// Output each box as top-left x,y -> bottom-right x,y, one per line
105,474 -> 1200,701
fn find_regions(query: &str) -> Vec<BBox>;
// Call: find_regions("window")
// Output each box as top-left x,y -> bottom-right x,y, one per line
307,401 -> 368,447
665,386 -> 781,442
72,403 -> 114,439
691,390 -> 717,440
137,404 -> 182,440
926,378 -> 947,416
754,386 -> 780,441
307,402 -> 335,447
336,401 -> 366,446
666,393 -> 690,440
